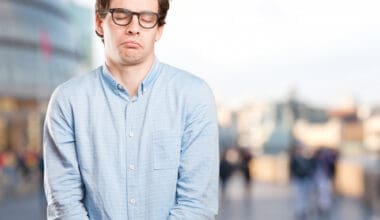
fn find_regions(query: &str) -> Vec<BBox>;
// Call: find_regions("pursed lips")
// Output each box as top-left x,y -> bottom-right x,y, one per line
121,40 -> 141,49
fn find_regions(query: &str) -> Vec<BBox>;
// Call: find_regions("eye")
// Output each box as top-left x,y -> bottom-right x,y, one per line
140,13 -> 156,23
113,11 -> 129,20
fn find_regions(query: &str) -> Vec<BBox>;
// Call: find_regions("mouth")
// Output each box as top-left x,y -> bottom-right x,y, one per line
121,40 -> 141,49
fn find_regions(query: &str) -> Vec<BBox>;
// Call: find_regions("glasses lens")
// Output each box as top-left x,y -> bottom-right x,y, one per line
110,9 -> 159,29
112,10 -> 132,25
139,12 -> 158,28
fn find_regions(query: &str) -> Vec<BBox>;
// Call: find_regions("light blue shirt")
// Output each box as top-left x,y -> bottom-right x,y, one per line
43,58 -> 219,220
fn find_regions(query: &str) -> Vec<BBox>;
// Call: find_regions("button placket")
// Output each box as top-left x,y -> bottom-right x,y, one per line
117,84 -> 123,90
125,102 -> 135,139
129,164 -> 135,170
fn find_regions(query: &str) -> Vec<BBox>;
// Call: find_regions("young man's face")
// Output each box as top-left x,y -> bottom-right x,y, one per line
96,0 -> 164,66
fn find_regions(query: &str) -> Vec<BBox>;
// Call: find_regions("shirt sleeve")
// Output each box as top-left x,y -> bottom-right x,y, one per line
168,81 -> 219,220
43,86 -> 89,220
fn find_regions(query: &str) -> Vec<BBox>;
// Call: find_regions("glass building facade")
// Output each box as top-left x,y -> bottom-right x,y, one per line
0,0 -> 92,152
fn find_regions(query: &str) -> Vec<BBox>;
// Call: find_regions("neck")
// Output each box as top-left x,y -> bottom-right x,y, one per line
105,55 -> 155,97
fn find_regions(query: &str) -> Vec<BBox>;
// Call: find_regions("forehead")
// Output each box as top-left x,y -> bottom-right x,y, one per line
109,0 -> 159,11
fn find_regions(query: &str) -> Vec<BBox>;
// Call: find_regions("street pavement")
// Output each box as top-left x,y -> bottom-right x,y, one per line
0,173 -> 378,220
218,173 -> 377,220
0,190 -> 45,220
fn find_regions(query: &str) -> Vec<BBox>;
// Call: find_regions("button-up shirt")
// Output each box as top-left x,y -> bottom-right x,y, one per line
43,58 -> 219,220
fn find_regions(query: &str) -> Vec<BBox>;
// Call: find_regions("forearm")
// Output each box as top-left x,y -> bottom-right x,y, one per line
44,134 -> 89,220
168,134 -> 219,220
44,87 -> 88,219
46,201 -> 89,220
168,206 -> 216,220
168,80 -> 219,220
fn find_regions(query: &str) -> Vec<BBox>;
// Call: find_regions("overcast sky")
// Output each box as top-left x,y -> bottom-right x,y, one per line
79,0 -> 380,108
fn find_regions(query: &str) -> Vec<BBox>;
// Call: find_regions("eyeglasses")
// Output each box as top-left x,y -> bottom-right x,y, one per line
100,8 -> 160,29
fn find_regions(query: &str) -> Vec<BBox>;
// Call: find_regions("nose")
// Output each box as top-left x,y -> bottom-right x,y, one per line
126,14 -> 140,35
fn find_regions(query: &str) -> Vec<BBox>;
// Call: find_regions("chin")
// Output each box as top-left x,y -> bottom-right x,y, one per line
121,56 -> 143,66
118,51 -> 140,63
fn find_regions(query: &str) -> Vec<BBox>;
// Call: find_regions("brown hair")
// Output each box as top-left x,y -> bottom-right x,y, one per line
95,0 -> 169,26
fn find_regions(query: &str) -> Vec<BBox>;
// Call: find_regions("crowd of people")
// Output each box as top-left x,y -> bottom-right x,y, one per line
219,146 -> 254,195
289,143 -> 339,220
0,149 -> 43,198
219,143 -> 338,220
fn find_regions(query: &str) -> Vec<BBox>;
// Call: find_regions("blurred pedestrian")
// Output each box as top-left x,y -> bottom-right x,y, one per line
0,151 -> 4,174
0,151 -> 4,197
313,147 -> 338,219
1,150 -> 21,195
15,150 -> 28,179
289,143 -> 316,220
37,152 -> 46,219
238,147 -> 254,192
220,148 -> 239,195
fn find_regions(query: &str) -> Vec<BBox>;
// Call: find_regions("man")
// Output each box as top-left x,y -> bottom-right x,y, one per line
289,143 -> 315,220
43,0 -> 219,219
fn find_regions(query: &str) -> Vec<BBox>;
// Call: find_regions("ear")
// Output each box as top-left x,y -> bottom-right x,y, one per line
95,13 -> 104,38
155,25 -> 165,42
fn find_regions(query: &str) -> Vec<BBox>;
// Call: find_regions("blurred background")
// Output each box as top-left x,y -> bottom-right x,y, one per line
0,0 -> 379,219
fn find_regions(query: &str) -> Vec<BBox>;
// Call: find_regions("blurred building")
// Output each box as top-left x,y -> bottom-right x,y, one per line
217,105 -> 238,154
293,119 -> 341,148
0,0 -> 92,153
331,106 -> 363,154
293,104 -> 365,154
363,107 -> 380,152
236,102 -> 294,154
235,96 -> 329,154
235,103 -> 271,152
262,101 -> 295,154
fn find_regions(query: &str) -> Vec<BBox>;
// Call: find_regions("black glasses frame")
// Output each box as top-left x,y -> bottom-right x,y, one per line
100,8 -> 160,29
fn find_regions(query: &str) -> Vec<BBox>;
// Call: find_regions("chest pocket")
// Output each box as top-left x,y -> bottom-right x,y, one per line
152,130 -> 181,170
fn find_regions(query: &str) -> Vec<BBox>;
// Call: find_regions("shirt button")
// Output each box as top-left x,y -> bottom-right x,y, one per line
117,84 -> 123,90
129,164 -> 135,170
130,198 -> 136,204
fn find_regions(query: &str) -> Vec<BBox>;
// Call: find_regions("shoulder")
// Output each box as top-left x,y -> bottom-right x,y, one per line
158,63 -> 216,114
50,66 -> 101,101
159,63 -> 213,97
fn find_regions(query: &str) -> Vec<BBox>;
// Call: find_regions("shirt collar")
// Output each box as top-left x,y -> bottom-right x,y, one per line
140,57 -> 161,95
101,57 -> 161,96
101,64 -> 119,94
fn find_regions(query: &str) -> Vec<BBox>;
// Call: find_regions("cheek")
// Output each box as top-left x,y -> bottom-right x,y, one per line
106,32 -> 121,48
104,23 -> 122,44
147,38 -> 156,50
147,33 -> 158,45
